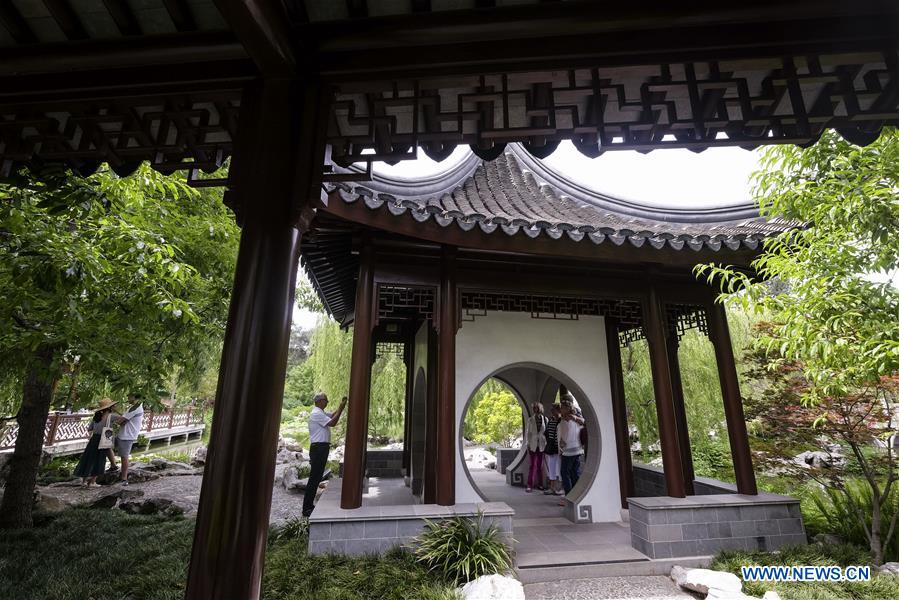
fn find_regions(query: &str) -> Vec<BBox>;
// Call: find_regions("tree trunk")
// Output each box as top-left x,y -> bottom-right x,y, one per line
0,347 -> 60,529
870,493 -> 883,566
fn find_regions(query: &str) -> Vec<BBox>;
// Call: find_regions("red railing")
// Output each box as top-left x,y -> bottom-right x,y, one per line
0,408 -> 204,451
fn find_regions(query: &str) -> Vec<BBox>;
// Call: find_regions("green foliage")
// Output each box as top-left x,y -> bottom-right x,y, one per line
712,543 -> 899,600
0,509 -> 192,600
369,354 -> 406,440
0,508 -> 458,600
466,383 -> 521,447
0,164 -> 238,409
414,513 -> 514,585
268,516 -> 309,546
265,542 -> 459,600
283,360 -> 316,409
696,129 -> 899,402
804,480 -> 899,562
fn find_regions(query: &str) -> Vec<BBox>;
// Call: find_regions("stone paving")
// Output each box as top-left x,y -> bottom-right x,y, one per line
524,575 -> 694,599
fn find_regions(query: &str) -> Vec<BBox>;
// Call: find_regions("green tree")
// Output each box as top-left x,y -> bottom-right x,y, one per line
697,129 -> 899,564
283,360 -> 316,409
0,165 -> 238,528
369,354 -> 406,441
468,388 -> 521,447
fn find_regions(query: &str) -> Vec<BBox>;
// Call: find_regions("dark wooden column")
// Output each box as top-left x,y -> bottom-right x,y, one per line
341,242 -> 376,509
667,335 -> 695,495
707,301 -> 758,495
402,333 -> 414,477
186,77 -> 318,600
424,324 -> 438,503
436,246 -> 457,505
642,287 -> 687,498
605,318 -> 635,508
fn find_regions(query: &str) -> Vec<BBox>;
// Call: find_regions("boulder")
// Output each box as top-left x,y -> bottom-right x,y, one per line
276,449 -> 304,464
671,566 -> 742,596
90,488 -> 144,509
762,592 -> 782,600
878,562 -> 899,576
119,496 -> 185,517
190,446 -> 207,467
148,458 -> 193,472
96,467 -> 160,485
33,492 -> 69,514
812,533 -> 843,546
282,467 -> 309,492
795,451 -> 845,470
459,574 -> 524,600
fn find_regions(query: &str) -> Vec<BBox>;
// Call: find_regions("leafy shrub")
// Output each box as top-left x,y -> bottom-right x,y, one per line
691,441 -> 734,483
413,513 -> 513,585
296,464 -> 312,479
712,543 -> 899,600
804,479 -> 899,562
268,516 -> 309,547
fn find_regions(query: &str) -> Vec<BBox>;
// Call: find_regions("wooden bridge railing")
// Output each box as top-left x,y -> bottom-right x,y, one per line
0,408 -> 204,451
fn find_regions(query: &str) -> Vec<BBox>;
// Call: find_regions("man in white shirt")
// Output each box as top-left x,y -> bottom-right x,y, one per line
114,394 -> 144,485
303,392 -> 347,517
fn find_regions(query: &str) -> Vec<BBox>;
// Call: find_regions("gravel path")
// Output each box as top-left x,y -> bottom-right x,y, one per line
524,576 -> 695,600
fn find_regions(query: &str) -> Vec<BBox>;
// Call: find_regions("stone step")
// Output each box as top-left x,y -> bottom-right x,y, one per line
515,555 -> 712,584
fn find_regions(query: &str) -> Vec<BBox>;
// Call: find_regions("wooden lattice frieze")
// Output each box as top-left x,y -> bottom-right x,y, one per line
619,327 -> 646,346
327,51 -> 899,171
0,94 -> 240,184
375,342 -> 405,360
376,284 -> 436,322
459,291 -> 643,328
666,303 -> 710,341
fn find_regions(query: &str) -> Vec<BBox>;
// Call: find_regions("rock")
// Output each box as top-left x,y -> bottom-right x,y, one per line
90,488 -> 144,509
671,566 -> 742,596
795,450 -> 845,470
33,492 -> 69,514
812,533 -> 843,546
190,446 -> 207,467
459,574 -> 524,600
762,592 -> 783,600
878,562 -> 899,576
119,496 -> 185,517
96,467 -> 160,485
486,461 -> 496,470
282,467 -> 309,492
276,449 -> 304,464
148,458 -> 193,471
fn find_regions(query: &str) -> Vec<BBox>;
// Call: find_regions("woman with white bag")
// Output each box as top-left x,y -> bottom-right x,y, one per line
74,398 -> 117,486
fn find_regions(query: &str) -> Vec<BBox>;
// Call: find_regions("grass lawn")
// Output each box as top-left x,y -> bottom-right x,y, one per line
0,509 -> 458,600
713,544 -> 899,600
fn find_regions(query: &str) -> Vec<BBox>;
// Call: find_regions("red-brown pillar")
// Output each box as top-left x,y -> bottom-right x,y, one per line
707,301 -> 757,495
605,318 -> 635,508
186,76 -> 315,600
341,242 -> 376,509
642,287 -> 687,498
424,324 -> 438,503
667,336 -> 695,495
402,334 -> 414,476
436,246 -> 457,505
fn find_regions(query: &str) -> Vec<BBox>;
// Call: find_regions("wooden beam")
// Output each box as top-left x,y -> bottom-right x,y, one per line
436,245 -> 457,506
43,0 -> 88,41
0,3 -> 36,44
163,0 -> 197,32
605,318 -> 635,509
346,0 -> 367,19
667,336 -> 696,495
214,0 -> 295,75
103,0 -> 142,36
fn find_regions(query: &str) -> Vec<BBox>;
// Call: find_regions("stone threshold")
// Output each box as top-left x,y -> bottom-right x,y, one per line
309,500 -> 513,522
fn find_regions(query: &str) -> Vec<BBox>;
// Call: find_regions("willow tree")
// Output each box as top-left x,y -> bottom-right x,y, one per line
698,128 -> 899,564
0,165 -> 238,529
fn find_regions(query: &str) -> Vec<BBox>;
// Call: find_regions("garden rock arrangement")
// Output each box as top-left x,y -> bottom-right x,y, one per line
190,446 -> 207,467
459,574 -> 524,600
670,566 -> 781,600
879,563 -> 899,576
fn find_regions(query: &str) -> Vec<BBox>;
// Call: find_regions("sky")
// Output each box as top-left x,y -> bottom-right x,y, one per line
294,143 -> 764,329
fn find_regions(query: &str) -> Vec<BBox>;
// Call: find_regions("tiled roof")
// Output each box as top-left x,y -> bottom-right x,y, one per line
325,148 -> 795,252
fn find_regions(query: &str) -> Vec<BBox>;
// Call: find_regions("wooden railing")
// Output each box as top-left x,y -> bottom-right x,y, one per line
0,408 -> 204,451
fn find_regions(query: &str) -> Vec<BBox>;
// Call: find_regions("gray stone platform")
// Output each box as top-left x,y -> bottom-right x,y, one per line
628,493 -> 806,559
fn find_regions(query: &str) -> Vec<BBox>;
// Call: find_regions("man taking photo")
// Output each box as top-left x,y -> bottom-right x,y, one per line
302,392 -> 347,517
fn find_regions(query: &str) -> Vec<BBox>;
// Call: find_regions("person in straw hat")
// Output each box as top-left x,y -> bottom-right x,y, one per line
74,398 -> 118,486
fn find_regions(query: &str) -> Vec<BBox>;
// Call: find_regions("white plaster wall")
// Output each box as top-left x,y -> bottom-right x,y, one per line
455,312 -> 621,523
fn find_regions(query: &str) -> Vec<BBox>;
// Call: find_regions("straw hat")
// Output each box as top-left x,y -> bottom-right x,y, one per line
95,398 -> 118,411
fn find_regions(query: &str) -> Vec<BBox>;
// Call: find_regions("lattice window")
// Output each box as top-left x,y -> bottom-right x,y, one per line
377,284 -> 436,322
666,304 -> 709,341
375,342 -> 405,360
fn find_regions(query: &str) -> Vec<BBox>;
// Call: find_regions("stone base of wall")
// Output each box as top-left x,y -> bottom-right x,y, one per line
496,448 -> 518,475
633,463 -> 738,497
308,502 -> 514,556
366,449 -> 404,478
628,493 -> 806,559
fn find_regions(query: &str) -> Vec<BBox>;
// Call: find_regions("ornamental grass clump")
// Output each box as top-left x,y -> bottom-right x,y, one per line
413,512 -> 513,585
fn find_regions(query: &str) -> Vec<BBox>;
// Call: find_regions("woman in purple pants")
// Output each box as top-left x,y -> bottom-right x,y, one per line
525,402 -> 547,492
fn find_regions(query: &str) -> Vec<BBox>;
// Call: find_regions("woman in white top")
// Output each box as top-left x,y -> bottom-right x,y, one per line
557,401 -> 584,504
525,403 -> 547,492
